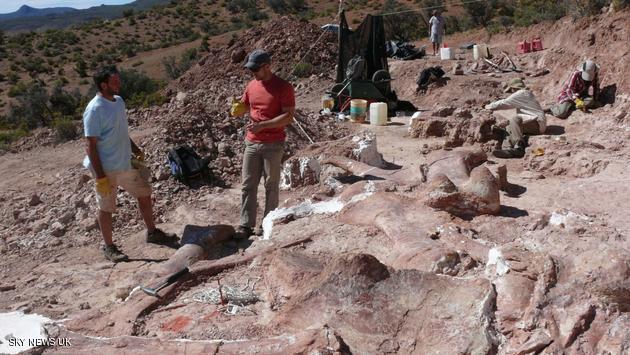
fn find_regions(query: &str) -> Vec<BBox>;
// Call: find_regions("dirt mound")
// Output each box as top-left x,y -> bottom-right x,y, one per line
168,16 -> 337,94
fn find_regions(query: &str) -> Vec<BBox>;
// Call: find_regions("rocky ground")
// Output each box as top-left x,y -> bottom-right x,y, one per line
1,10 -> 629,355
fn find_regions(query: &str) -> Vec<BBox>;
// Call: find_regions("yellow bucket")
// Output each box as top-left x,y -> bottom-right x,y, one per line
350,99 -> 368,123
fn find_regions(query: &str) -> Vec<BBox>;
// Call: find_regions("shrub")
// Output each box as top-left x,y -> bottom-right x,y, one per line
75,59 -> 88,77
513,0 -> 566,26
382,0 -> 426,41
7,81 -> 53,129
0,128 -> 28,150
292,62 -> 312,77
162,48 -> 199,80
118,69 -> 164,108
52,116 -> 78,141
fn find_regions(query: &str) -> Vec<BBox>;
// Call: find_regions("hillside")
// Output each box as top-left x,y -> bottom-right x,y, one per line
0,0 -> 172,32
0,5 -> 77,21
0,2 -> 629,353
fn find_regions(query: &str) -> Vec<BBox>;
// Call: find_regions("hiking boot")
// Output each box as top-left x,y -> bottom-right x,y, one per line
103,244 -> 129,263
147,228 -> 179,248
234,226 -> 253,240
491,125 -> 508,141
492,147 -> 525,159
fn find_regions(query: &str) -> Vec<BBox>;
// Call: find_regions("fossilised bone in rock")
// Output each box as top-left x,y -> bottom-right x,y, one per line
325,147 -> 499,216
275,253 -> 498,354
423,165 -> 500,216
280,156 -> 321,189
65,225 -> 235,337
351,132 -> 385,168
280,132 -> 384,189
51,326 -> 350,354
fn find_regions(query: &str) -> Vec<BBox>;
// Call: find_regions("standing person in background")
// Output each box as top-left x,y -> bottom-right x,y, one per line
429,10 -> 446,56
230,49 -> 295,239
83,65 -> 178,262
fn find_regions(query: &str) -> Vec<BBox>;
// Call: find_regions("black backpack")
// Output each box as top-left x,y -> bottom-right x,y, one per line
167,145 -> 210,185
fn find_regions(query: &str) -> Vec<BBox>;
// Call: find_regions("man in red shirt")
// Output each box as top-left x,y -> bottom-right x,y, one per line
231,49 -> 295,239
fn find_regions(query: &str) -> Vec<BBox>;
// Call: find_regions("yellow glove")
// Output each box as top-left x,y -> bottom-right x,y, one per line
230,99 -> 247,117
134,151 -> 145,161
574,98 -> 585,111
95,177 -> 111,196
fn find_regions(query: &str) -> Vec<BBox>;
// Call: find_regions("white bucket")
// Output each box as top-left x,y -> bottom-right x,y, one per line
369,102 -> 387,126
473,44 -> 489,60
440,47 -> 453,60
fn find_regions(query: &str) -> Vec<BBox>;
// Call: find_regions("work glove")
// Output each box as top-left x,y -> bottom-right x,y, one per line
574,98 -> 586,111
95,177 -> 111,196
134,151 -> 145,161
229,99 -> 247,117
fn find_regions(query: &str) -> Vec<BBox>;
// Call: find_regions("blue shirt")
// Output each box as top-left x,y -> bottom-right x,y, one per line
82,94 -> 132,173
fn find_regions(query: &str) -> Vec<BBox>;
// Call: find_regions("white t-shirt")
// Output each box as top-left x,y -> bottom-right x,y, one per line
429,16 -> 445,36
82,94 -> 132,173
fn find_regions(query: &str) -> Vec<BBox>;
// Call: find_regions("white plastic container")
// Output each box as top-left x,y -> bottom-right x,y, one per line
369,102 -> 387,126
440,47 -> 453,60
473,44 -> 489,60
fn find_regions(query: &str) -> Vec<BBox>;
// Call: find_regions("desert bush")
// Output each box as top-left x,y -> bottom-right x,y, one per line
382,0 -> 426,41
162,48 -> 199,80
566,0 -> 609,16
49,85 -> 80,116
123,9 -> 134,17
292,62 -> 312,77
52,116 -> 78,141
0,128 -> 28,149
513,0 -> 566,26
75,59 -> 88,77
118,69 -> 164,108
462,0 -> 498,26
227,0 -> 257,13
7,80 -> 53,129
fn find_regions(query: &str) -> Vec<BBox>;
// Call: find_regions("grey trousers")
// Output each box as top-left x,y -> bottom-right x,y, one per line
240,140 -> 284,228
503,116 -> 540,149
550,97 -> 596,119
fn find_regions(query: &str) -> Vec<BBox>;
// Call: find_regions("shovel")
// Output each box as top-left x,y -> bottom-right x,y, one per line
141,267 -> 190,297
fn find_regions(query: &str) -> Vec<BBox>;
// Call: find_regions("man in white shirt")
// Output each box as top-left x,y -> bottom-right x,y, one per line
485,78 -> 547,158
429,10 -> 446,56
83,65 -> 178,262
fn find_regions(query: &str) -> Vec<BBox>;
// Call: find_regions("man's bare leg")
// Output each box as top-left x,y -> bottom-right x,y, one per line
138,196 -> 156,233
98,210 -> 114,246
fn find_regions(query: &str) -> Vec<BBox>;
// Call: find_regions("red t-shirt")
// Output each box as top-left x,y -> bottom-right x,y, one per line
241,74 -> 295,143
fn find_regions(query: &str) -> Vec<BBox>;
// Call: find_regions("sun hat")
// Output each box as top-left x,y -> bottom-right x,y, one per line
503,78 -> 526,93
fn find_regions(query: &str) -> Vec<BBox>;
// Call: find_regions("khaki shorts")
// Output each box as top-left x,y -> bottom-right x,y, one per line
94,169 -> 152,212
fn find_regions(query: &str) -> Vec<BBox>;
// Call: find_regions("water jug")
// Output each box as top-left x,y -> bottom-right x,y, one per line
473,44 -> 489,60
440,47 -> 453,60
369,102 -> 387,126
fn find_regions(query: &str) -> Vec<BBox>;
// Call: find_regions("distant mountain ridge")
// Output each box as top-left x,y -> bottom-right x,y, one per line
0,0 -> 171,32
0,5 -> 77,20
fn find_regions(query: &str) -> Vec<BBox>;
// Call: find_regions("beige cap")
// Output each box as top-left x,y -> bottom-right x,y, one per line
503,78 -> 526,93
579,60 -> 599,81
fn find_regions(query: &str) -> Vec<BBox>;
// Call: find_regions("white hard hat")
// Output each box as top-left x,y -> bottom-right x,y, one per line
579,60 -> 599,81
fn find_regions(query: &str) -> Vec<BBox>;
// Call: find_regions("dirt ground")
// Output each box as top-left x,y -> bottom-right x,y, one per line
1,9 -> 629,355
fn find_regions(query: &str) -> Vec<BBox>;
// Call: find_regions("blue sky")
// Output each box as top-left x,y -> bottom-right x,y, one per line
0,1 -> 133,14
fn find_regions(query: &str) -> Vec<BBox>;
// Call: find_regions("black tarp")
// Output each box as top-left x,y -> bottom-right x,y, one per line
336,10 -> 389,83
